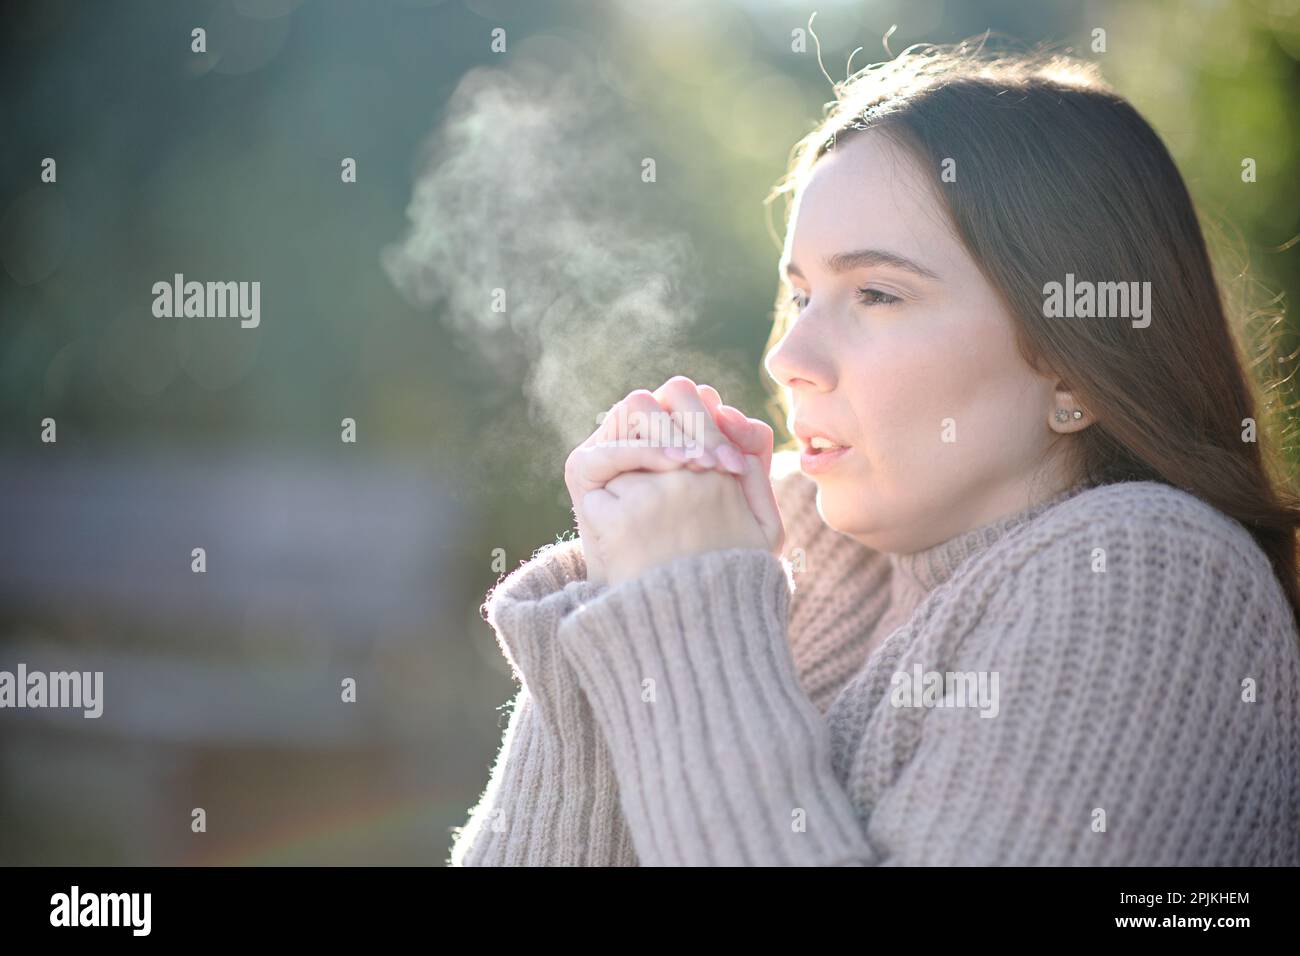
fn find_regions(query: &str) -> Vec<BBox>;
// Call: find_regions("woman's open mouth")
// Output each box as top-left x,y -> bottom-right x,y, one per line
799,434 -> 853,475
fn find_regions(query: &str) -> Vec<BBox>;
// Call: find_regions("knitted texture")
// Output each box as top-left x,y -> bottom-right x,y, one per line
448,537 -> 636,866
450,452 -> 1300,866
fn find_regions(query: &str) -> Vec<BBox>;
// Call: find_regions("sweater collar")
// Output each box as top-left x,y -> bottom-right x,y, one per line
887,480 -> 1092,595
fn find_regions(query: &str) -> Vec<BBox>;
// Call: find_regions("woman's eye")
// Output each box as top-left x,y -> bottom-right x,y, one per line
790,287 -> 899,311
856,286 -> 901,306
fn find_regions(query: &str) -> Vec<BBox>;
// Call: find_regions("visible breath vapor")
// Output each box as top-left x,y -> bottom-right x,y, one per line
383,43 -> 739,472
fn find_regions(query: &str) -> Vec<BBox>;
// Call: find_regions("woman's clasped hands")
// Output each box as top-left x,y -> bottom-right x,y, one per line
564,376 -> 785,587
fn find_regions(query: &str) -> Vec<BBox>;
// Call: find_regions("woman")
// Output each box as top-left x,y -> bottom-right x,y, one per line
449,43 -> 1300,866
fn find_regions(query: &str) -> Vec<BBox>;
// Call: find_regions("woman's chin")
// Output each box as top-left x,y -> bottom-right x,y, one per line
813,487 -> 867,537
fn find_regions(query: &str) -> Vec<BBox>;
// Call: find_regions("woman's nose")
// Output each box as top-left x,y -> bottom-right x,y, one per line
764,320 -> 835,393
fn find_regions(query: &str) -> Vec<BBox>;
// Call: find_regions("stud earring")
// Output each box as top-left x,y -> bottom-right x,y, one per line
1055,408 -> 1084,424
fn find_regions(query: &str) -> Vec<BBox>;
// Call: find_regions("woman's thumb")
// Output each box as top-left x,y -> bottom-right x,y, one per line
737,453 -> 784,554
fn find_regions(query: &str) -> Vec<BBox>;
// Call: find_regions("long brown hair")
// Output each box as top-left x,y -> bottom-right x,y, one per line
764,40 -> 1300,626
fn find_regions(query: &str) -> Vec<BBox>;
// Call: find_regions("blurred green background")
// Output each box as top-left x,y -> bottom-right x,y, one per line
1,0 -> 1296,864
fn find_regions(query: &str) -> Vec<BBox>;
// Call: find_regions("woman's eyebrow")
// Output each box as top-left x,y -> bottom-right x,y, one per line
783,248 -> 941,281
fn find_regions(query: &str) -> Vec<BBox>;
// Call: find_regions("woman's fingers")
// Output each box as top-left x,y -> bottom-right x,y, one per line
587,390 -> 667,448
654,376 -> 745,473
565,441 -> 695,499
715,404 -> 775,477
587,387 -> 727,468
579,379 -> 759,489
696,383 -> 724,416
696,384 -> 776,478
653,377 -> 715,441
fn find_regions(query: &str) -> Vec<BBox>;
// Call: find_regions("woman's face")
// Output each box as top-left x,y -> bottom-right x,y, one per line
765,129 -> 1068,554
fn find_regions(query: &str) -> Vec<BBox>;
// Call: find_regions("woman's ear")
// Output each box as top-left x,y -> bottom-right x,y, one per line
1049,381 -> 1092,433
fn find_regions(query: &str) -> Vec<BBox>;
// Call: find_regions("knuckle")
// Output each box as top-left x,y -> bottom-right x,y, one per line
660,375 -> 696,397
564,447 -> 582,478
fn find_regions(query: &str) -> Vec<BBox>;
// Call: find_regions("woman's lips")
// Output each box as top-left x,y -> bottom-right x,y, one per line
800,442 -> 852,475
793,423 -> 853,475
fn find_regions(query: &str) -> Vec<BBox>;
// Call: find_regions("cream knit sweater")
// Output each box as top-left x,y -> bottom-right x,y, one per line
449,453 -> 1300,866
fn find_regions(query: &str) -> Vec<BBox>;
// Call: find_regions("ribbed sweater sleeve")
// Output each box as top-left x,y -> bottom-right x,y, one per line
555,547 -> 877,865
448,537 -> 637,866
